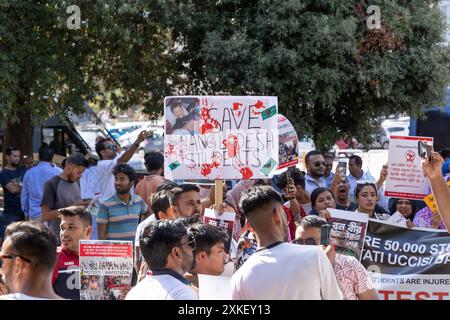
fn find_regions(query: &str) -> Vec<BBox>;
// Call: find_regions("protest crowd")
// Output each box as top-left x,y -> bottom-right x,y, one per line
0,115 -> 449,301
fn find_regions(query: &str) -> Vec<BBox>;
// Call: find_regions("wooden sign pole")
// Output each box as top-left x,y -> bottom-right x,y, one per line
214,179 -> 224,212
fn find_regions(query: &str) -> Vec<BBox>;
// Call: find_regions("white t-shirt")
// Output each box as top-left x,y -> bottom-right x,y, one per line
231,242 -> 343,300
0,293 -> 55,300
134,214 -> 157,247
96,157 -> 119,202
125,274 -> 197,300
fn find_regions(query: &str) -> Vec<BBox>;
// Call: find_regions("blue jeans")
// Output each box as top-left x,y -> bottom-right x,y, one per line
0,213 -> 25,243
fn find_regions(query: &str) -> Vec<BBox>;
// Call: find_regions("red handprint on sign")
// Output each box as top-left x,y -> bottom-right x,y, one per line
199,107 -> 220,134
222,133 -> 240,158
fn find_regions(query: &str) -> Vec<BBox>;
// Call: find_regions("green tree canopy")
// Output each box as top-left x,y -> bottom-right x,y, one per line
151,0 -> 450,150
0,0 -> 175,156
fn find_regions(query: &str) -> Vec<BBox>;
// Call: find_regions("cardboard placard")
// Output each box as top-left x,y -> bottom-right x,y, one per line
164,96 -> 279,180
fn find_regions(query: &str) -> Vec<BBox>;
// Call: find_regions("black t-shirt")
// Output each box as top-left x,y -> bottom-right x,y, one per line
0,167 -> 26,215
41,176 -> 81,243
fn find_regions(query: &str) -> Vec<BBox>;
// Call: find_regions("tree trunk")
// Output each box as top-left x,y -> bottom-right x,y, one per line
2,109 -> 34,168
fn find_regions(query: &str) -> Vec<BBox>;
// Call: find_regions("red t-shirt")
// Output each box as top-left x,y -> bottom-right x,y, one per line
52,246 -> 80,300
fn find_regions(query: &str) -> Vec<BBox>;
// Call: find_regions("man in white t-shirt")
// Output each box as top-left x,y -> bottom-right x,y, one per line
231,185 -> 343,300
0,221 -> 61,300
95,131 -> 149,201
126,220 -> 197,300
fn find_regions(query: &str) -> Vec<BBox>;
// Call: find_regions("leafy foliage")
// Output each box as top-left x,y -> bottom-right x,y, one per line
151,0 -> 450,150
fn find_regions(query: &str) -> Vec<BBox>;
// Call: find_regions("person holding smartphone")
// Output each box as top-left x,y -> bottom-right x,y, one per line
295,216 -> 378,300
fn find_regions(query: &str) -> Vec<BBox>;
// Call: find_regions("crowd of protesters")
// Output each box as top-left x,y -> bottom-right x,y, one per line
0,131 -> 449,300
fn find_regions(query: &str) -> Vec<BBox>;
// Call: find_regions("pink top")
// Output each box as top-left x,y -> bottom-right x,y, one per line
333,254 -> 374,300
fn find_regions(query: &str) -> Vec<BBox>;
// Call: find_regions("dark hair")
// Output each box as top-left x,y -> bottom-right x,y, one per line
440,148 -> 450,160
144,151 -> 164,172
38,144 -> 55,162
177,215 -> 201,226
6,145 -> 19,156
65,153 -> 89,168
113,163 -> 136,182
171,184 -> 200,204
239,185 -> 283,217
305,150 -> 323,165
349,155 -> 363,167
323,153 -> 334,161
310,187 -> 333,208
139,220 -> 188,269
355,183 -> 377,198
189,223 -> 228,255
150,191 -> 172,220
57,206 -> 92,227
297,215 -> 328,229
276,167 -> 305,190
95,138 -> 112,159
156,180 -> 179,192
4,221 -> 57,271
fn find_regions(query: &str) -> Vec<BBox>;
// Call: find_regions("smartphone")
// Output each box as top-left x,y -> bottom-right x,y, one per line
338,161 -> 347,177
286,170 -> 294,186
418,141 -> 432,160
320,224 -> 332,246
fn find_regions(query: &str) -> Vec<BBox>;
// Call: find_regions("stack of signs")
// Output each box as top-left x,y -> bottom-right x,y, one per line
277,114 -> 299,169
164,96 -> 279,180
327,208 -> 369,261
79,240 -> 133,300
203,208 -> 235,254
385,136 -> 433,200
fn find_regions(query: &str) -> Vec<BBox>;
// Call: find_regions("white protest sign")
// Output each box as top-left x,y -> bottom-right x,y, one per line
387,211 -> 408,227
164,96 -> 279,180
198,275 -> 232,300
385,136 -> 433,200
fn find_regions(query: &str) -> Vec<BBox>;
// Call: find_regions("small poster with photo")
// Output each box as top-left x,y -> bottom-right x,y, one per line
327,209 -> 369,261
79,240 -> 133,300
203,208 -> 235,254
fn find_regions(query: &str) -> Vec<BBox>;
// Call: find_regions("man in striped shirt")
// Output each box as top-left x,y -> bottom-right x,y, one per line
97,164 -> 148,243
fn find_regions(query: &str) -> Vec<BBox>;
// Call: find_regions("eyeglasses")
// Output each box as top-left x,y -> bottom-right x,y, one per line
0,253 -> 32,268
291,238 -> 317,246
105,145 -> 117,151
313,162 -> 326,167
180,239 -> 196,251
